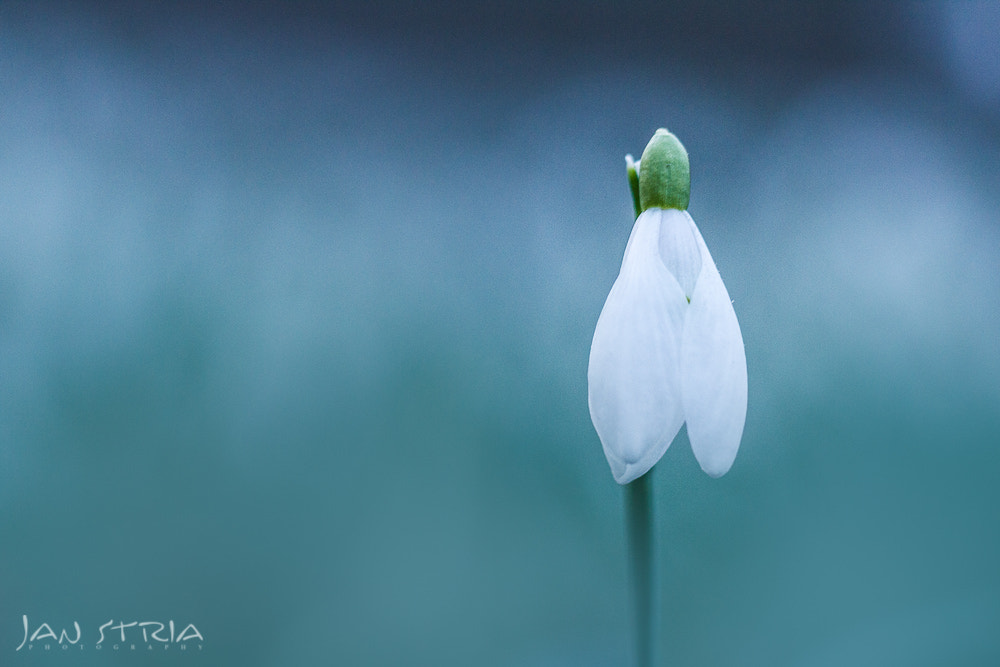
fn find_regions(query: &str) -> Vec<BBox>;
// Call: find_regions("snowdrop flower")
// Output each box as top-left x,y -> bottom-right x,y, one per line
588,129 -> 747,484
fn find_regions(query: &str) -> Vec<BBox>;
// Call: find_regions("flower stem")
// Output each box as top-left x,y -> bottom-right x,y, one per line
626,156 -> 642,219
625,469 -> 656,667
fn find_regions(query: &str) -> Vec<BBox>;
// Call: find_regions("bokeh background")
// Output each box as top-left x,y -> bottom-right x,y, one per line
2,2 -> 999,665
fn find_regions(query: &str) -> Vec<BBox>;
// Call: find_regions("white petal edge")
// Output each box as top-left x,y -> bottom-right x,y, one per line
679,212 -> 748,477
589,210 -> 687,484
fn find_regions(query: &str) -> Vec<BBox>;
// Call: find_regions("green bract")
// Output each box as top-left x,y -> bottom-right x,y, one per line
638,129 -> 690,212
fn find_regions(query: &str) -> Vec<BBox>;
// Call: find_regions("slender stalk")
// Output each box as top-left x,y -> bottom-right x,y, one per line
626,156 -> 642,219
625,469 -> 656,667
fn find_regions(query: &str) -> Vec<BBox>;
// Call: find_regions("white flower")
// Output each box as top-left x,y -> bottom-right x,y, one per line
588,132 -> 747,484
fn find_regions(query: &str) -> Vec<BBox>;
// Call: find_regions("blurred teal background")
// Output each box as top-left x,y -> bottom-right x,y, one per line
2,2 -> 999,665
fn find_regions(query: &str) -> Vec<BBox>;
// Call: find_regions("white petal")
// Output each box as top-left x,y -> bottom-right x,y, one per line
589,210 -> 687,484
679,212 -> 748,477
657,208 -> 702,300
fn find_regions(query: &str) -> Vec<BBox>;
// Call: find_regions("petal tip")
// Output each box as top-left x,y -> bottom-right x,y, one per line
598,430 -> 670,485
699,457 -> 734,478
612,460 -> 651,485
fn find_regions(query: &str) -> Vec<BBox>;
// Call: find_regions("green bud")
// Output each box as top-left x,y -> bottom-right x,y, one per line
638,129 -> 690,212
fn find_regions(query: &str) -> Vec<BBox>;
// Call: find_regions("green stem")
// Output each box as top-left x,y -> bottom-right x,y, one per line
625,469 -> 656,667
627,156 -> 642,219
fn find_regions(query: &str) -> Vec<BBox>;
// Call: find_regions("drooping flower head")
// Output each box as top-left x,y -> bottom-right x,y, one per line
588,129 -> 747,484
